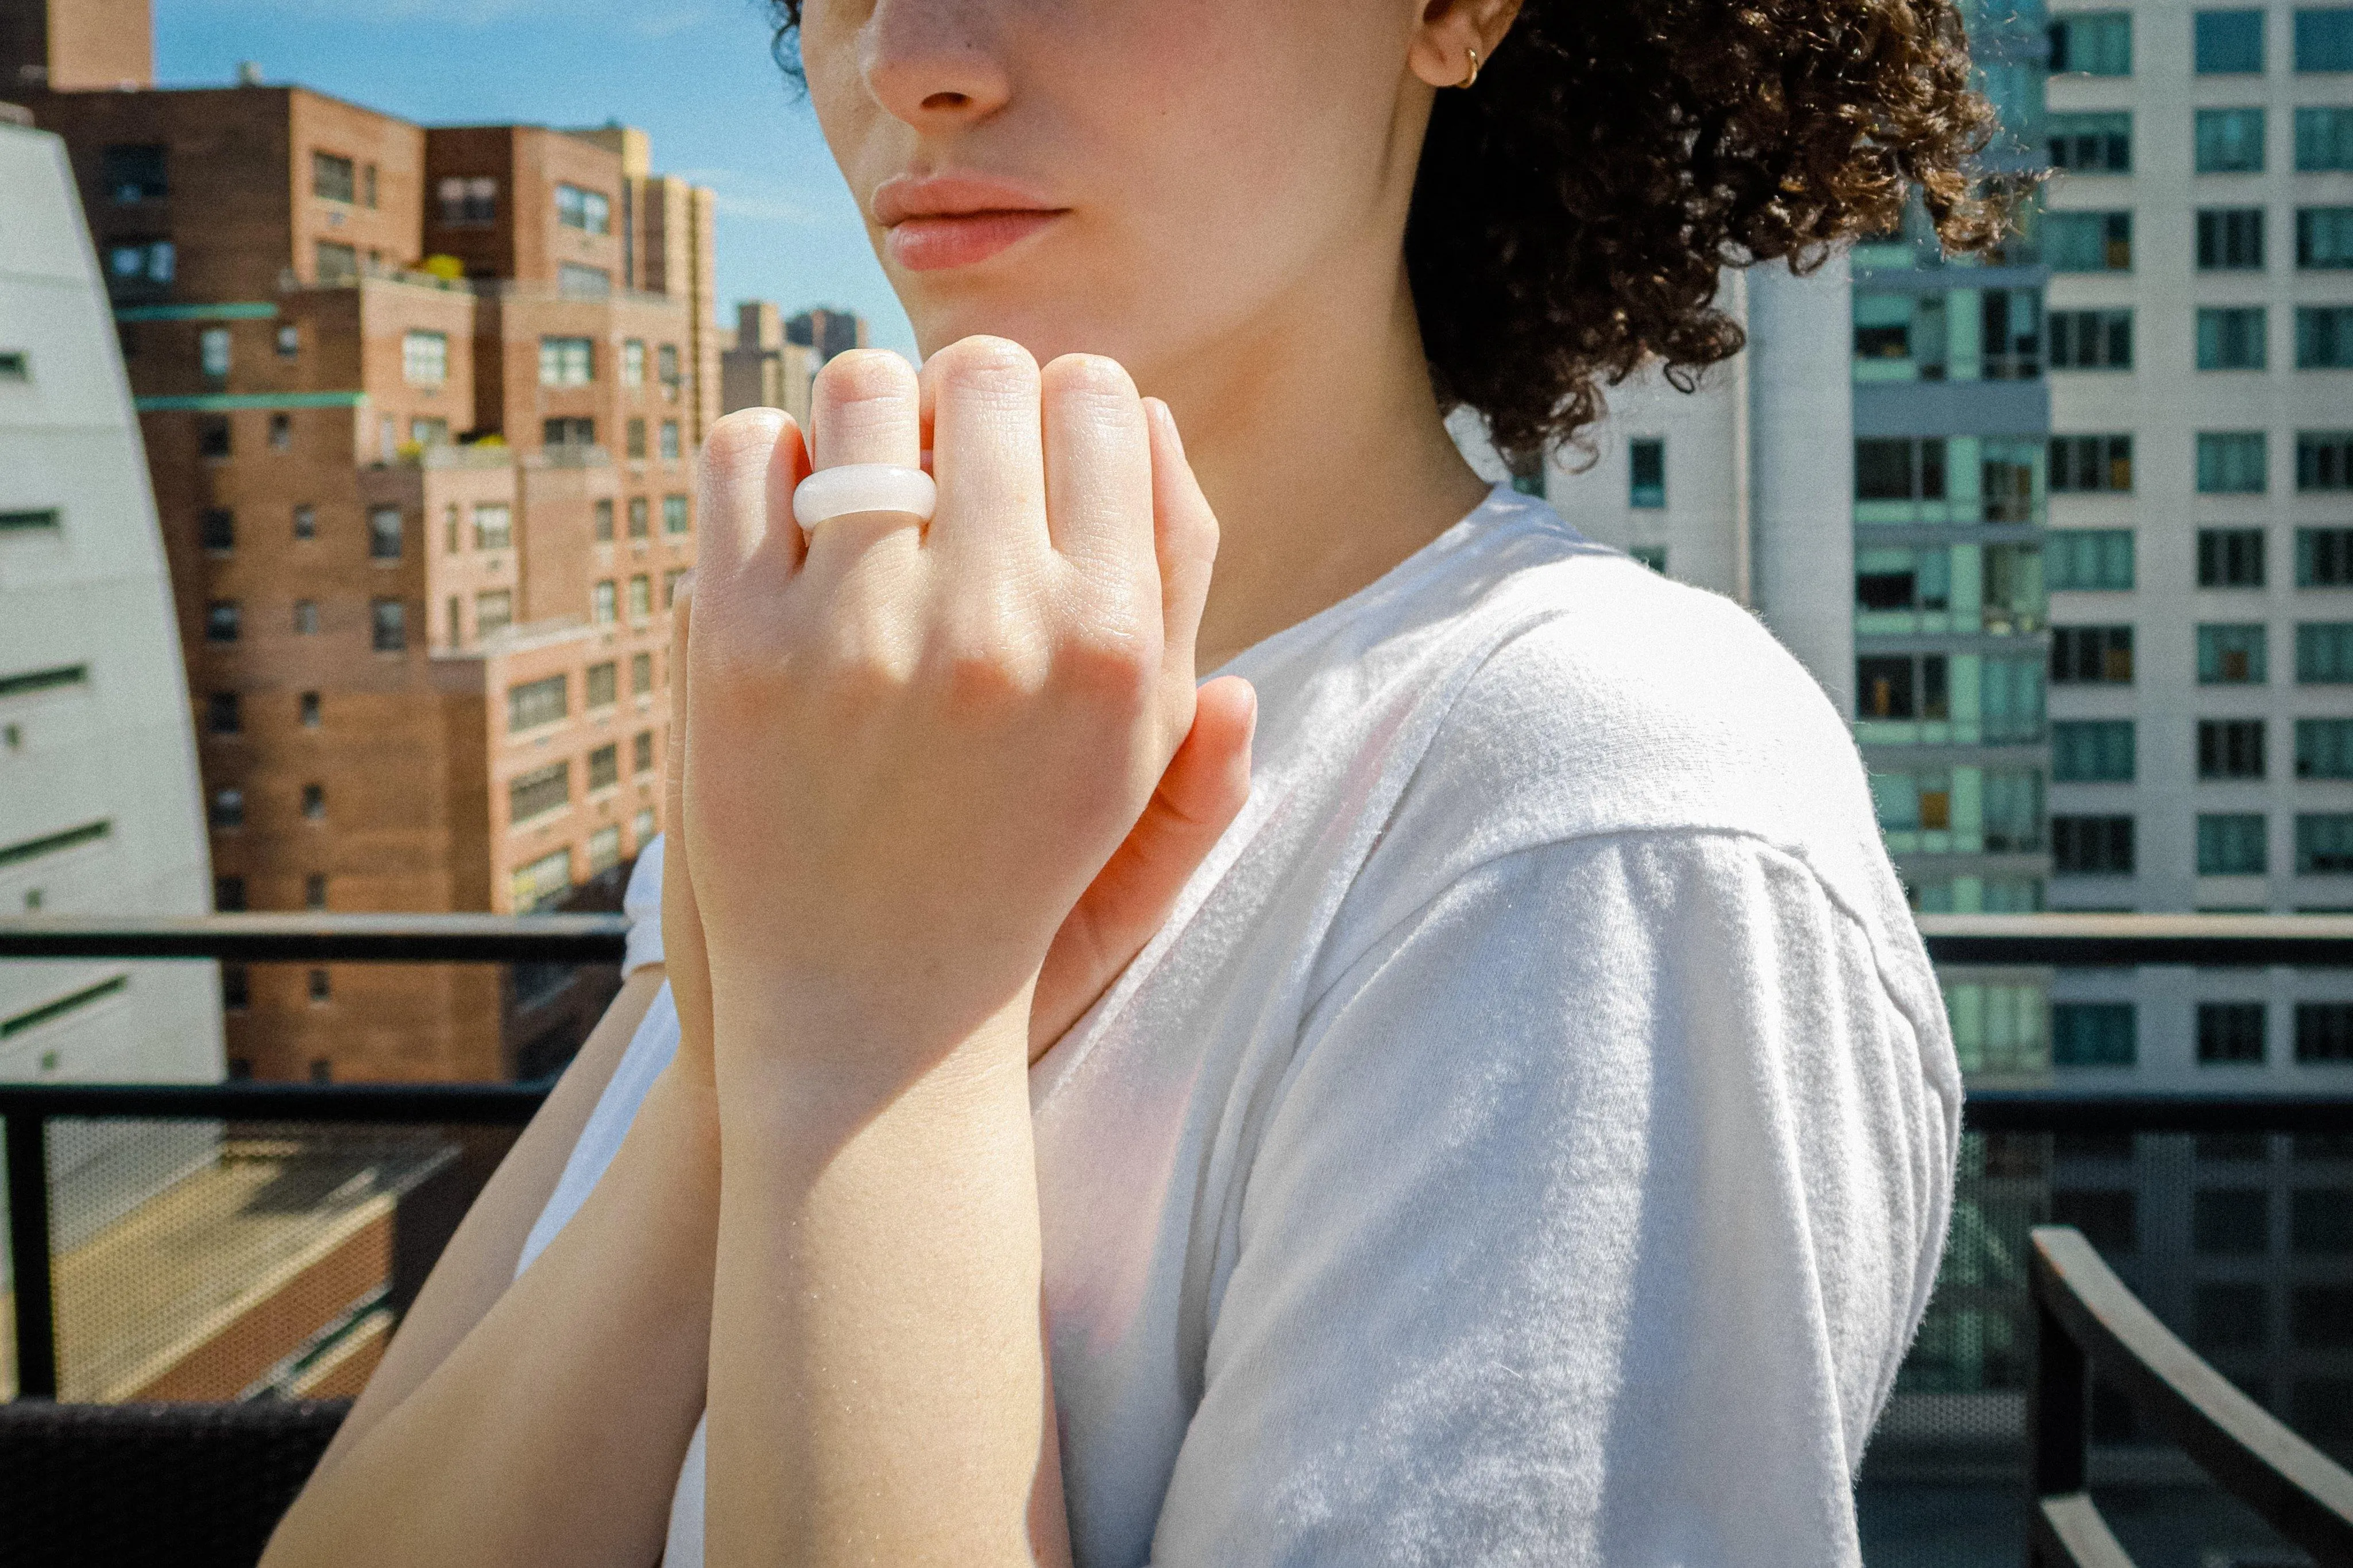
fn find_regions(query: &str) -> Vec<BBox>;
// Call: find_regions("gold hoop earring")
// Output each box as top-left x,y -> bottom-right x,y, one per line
1458,45 -> 1481,89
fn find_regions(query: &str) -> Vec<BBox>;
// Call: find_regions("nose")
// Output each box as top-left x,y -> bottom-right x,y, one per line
861,0 -> 1013,129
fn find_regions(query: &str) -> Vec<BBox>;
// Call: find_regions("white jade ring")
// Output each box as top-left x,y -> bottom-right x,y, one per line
793,463 -> 937,533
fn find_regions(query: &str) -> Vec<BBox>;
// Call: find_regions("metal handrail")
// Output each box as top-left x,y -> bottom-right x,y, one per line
0,913 -> 627,965
2028,1225 -> 2353,1568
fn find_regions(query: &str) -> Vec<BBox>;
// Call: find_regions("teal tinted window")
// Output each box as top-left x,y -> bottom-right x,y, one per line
2298,621 -> 2353,681
2050,111 -> 2132,170
2199,307 -> 2269,368
1628,439 -> 1665,508
2047,529 -> 2135,590
2053,11 -> 2134,72
2046,210 -> 2134,270
2299,718 -> 2353,777
2053,1003 -> 2136,1066
2302,431 -> 2353,490
2200,814 -> 2269,874
2298,813 -> 2353,872
2198,9 -> 2267,71
2299,106 -> 2353,168
2054,719 -> 2136,780
2200,623 -> 2269,683
2199,432 -> 2269,493
2196,107 -> 2268,169
2299,207 -> 2353,267
2300,527 -> 2353,584
2296,6 -> 2353,68
2297,307 -> 2353,366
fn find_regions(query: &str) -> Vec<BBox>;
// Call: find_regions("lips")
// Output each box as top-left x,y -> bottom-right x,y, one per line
873,172 -> 1068,273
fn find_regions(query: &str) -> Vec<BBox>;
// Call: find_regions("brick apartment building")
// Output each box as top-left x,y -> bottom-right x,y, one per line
14,35 -> 716,1082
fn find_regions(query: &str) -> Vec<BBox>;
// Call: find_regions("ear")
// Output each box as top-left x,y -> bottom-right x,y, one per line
1407,0 -> 1524,91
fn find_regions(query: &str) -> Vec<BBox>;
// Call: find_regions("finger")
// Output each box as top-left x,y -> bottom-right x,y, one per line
1145,397 -> 1219,692
924,336 -> 1049,571
1041,354 -> 1153,583
695,408 -> 802,586
662,579 -> 714,1060
1028,676 -> 1256,1059
804,349 -> 925,567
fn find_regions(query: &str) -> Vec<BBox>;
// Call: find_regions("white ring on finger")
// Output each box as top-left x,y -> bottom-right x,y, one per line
793,463 -> 937,535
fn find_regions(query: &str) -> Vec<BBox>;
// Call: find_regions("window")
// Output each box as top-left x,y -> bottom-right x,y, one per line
508,674 -> 567,733
509,762 -> 571,826
105,238 -> 175,297
200,508 -> 235,552
2053,624 -> 2135,683
0,350 -> 26,383
2054,815 -> 2136,874
2196,1187 -> 2270,1252
475,590 -> 512,637
2201,812 -> 2270,874
300,691 -> 320,728
633,807 -> 656,845
2200,432 -> 2269,493
2050,434 -> 2132,492
305,873 -> 327,911
594,580 -> 617,625
2299,207 -> 2353,268
2301,718 -> 2353,777
1629,439 -> 1666,508
1855,655 -> 1947,719
210,788 -> 244,830
633,730 -> 656,774
2201,622 -> 2269,683
539,337 -> 594,387
589,743 -> 620,792
628,497 -> 649,539
663,494 -> 689,535
2050,11 -> 2132,72
214,876 -> 246,912
2201,308 -> 2270,370
2300,106 -> 2353,168
2196,107 -> 2268,171
2053,1002 -> 2136,1065
2048,529 -> 2135,590
555,183 -> 611,234
2055,720 -> 2136,780
409,417 -> 447,449
663,567 -> 687,607
199,416 -> 230,458
622,339 -> 646,385
589,824 -> 624,876
2300,812 -> 2353,871
2195,1283 -> 2269,1351
371,599 -> 406,653
511,847 -> 573,913
473,504 -> 512,549
559,263 -> 611,299
2298,307 -> 2353,367
631,652 -> 653,695
1629,544 -> 1668,574
2296,5 -> 2353,68
311,150 -> 356,203
2199,208 -> 2267,269
368,506 -> 403,561
2197,9 -> 2266,71
207,691 -> 241,735
102,143 -> 167,202
307,967 -> 331,1004
2201,721 -> 2269,780
198,326 -> 230,380
315,240 -> 358,284
277,324 -> 300,360
628,575 -> 652,621
658,343 -> 681,396
1856,438 -> 1946,500
660,421 -> 681,462
2199,528 -> 2267,586
2050,309 -> 2132,369
300,783 -> 325,822
2302,528 -> 2353,586
2302,431 -> 2353,489
0,508 -> 56,536
293,600 -> 318,635
2301,622 -> 2353,682
2050,111 -> 2131,170
206,601 -> 239,643
2296,1002 -> 2353,1060
2201,1003 -> 2270,1063
626,418 -> 647,460
437,175 -> 497,224
270,413 -> 292,451
587,661 -> 618,708
544,417 -> 596,449
293,504 -> 316,540
2046,211 -> 2132,271
402,330 -> 448,387
594,498 -> 615,542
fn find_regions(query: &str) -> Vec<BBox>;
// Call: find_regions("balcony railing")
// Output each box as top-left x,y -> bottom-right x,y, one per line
5,912 -> 2353,1567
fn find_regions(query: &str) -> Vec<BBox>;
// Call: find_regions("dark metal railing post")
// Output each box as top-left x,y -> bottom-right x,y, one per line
2026,1287 -> 2091,1568
4,1110 -> 57,1399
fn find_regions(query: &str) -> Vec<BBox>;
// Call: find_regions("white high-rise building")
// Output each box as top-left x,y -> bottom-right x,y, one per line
0,112 -> 221,1086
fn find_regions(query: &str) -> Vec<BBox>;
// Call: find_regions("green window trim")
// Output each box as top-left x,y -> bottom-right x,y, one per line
1,974 -> 129,1040
0,819 -> 111,869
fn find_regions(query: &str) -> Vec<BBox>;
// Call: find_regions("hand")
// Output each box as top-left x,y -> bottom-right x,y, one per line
681,340 -> 1224,1095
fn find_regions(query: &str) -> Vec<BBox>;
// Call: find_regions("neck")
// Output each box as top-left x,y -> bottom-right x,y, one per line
1138,251 -> 1493,672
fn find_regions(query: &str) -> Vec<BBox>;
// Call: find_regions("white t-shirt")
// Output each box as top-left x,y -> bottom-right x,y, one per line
517,484 -> 1961,1567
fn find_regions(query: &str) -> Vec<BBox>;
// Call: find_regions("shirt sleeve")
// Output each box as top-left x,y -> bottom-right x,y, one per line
1147,829 -> 1957,1567
621,832 -> 665,978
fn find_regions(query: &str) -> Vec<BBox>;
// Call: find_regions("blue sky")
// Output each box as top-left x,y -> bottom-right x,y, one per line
155,0 -> 917,355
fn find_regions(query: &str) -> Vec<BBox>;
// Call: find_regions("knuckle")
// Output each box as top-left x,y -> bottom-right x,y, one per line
701,408 -> 788,476
814,348 -> 919,405
1042,353 -> 1137,405
1054,620 -> 1156,710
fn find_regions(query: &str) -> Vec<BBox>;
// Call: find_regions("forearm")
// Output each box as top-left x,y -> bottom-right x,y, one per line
705,998 -> 1071,1567
263,1060 -> 718,1568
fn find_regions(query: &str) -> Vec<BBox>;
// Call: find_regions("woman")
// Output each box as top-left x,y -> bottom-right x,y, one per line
266,0 -> 1995,1562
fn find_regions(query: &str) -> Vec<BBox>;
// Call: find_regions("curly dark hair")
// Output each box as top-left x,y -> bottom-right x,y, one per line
765,0 -> 2006,463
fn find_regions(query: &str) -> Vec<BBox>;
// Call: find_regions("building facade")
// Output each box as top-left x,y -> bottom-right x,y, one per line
20,74 -> 716,1082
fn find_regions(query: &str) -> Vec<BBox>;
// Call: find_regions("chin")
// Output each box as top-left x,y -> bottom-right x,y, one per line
907,292 -> 1153,376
